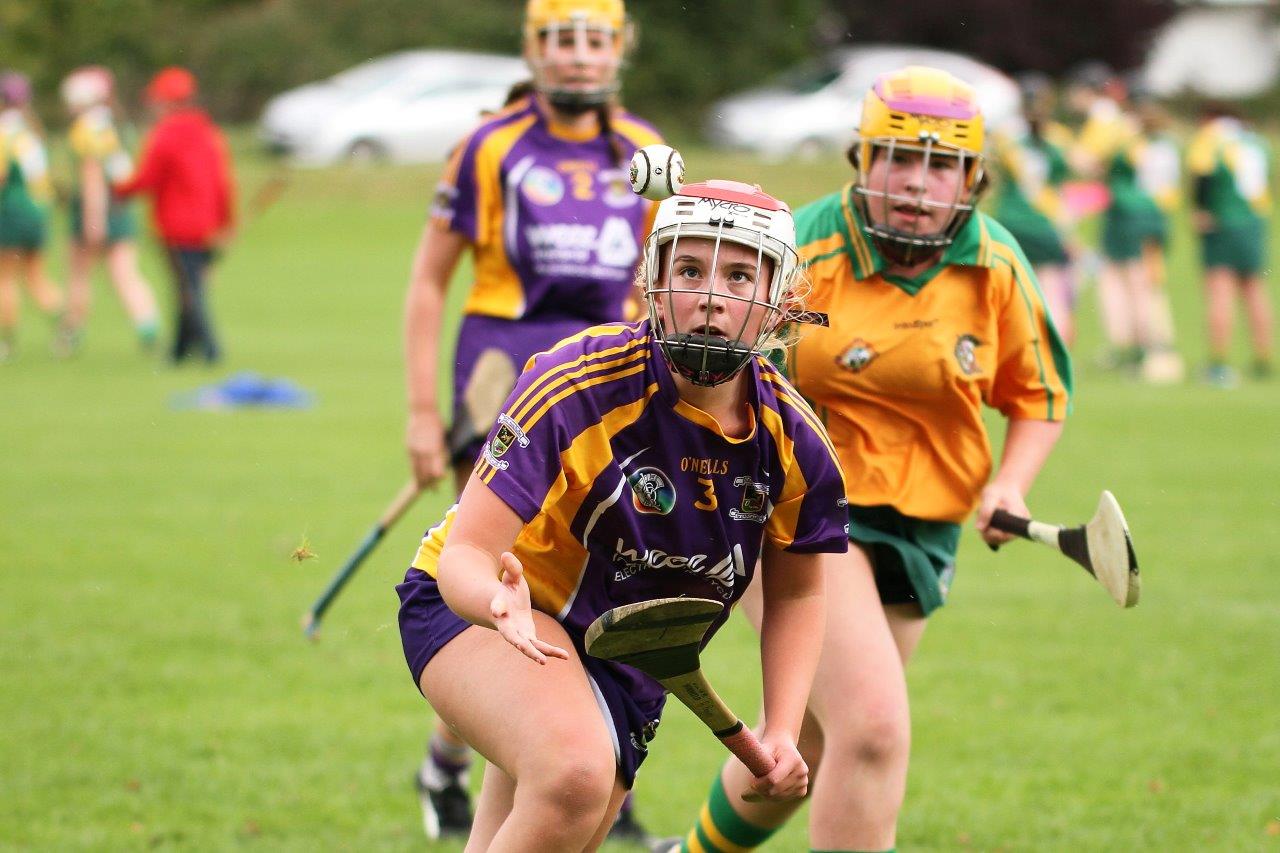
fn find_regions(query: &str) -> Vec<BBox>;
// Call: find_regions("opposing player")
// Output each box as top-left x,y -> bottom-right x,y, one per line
992,72 -> 1077,344
402,0 -> 662,838
667,66 -> 1071,853
397,179 -> 849,852
1187,103 -> 1274,386
0,71 -> 63,361
60,66 -> 160,355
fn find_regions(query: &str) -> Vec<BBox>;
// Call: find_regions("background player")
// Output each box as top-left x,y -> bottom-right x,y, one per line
666,66 -> 1071,853
992,72 -> 1077,345
1187,103 -> 1274,386
401,0 -> 663,838
397,179 -> 849,852
0,71 -> 63,361
60,65 -> 160,356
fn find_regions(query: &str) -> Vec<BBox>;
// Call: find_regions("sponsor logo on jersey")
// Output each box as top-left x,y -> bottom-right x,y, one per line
954,334 -> 983,376
837,338 -> 877,373
628,466 -> 677,515
611,539 -> 747,598
521,165 -> 565,206
729,476 -> 769,523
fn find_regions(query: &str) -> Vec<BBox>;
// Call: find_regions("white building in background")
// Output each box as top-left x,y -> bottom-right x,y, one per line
1144,0 -> 1280,97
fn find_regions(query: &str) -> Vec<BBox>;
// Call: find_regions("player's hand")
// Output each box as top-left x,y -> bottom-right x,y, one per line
747,731 -> 809,801
406,408 -> 447,488
490,552 -> 569,665
976,481 -> 1029,548
1192,210 -> 1215,234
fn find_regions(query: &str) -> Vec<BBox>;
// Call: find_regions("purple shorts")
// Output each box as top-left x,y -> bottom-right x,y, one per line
448,314 -> 597,466
396,568 -> 665,788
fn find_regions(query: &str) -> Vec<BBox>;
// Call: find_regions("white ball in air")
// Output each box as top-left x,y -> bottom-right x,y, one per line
629,144 -> 685,201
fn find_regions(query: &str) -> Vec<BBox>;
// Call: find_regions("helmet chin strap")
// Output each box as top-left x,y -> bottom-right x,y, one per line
542,83 -> 617,114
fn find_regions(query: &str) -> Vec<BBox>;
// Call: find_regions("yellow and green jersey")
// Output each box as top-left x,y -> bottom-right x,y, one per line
0,109 -> 52,204
1187,117 -> 1271,225
68,106 -> 133,184
787,187 -> 1073,523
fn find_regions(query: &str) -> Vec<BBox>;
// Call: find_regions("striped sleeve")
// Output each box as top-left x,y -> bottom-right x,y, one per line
474,328 -> 651,522
981,216 -> 1074,421
759,368 -> 849,554
430,125 -> 485,242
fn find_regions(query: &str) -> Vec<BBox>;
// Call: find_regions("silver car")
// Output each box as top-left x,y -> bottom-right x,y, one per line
706,45 -> 1020,159
260,50 -> 529,166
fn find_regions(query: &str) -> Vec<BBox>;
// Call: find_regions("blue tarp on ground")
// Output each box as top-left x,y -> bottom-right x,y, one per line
171,372 -> 314,411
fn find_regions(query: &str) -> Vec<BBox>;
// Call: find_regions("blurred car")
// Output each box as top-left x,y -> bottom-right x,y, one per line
706,45 -> 1020,159
259,50 -> 528,166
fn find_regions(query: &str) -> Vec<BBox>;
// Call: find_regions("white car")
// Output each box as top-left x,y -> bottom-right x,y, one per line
259,51 -> 529,166
706,45 -> 1020,159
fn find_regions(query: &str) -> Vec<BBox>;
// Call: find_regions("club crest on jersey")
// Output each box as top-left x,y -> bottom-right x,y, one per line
483,413 -> 530,469
604,171 -> 640,209
838,338 -> 877,373
730,476 -> 769,523
954,334 -> 983,376
521,166 -> 565,206
629,467 -> 677,515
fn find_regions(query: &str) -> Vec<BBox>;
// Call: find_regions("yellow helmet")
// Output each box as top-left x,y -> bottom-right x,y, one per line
853,66 -> 987,263
524,0 -> 626,38
524,0 -> 631,112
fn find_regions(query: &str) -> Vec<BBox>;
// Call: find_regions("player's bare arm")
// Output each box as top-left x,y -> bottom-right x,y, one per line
434,472 -> 569,664
404,225 -> 467,487
754,543 -> 828,800
977,418 -> 1065,545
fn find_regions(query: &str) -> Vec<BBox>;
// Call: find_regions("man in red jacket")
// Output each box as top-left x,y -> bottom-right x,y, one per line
115,67 -> 235,364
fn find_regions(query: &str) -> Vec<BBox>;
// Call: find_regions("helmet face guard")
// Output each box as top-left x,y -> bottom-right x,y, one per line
525,0 -> 630,113
643,181 -> 799,387
854,134 -> 984,266
852,66 -> 986,266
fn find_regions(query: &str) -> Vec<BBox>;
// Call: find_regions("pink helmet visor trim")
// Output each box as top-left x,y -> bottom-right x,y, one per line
873,78 -> 978,121
677,179 -> 788,212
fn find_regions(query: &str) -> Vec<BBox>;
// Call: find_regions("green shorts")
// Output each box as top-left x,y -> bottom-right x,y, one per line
69,195 -> 138,244
848,504 -> 961,617
1102,211 -> 1167,261
1202,219 -> 1267,275
0,198 -> 48,250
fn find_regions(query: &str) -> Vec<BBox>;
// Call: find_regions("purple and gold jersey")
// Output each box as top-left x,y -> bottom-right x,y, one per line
412,321 -> 848,701
431,96 -> 662,323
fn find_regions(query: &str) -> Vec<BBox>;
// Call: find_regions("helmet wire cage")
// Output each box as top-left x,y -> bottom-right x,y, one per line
854,132 -> 984,267
644,215 -> 795,387
528,15 -> 630,112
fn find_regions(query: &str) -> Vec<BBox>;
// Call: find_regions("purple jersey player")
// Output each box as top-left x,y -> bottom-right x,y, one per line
397,179 -> 849,851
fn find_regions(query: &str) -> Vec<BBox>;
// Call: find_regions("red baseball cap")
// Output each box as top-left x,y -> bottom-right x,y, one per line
146,67 -> 197,104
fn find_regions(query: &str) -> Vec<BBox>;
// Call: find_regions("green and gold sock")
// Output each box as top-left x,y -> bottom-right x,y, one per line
681,773 -> 778,852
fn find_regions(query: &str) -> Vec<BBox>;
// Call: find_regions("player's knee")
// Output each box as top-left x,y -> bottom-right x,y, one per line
524,750 -> 616,826
831,702 -> 910,770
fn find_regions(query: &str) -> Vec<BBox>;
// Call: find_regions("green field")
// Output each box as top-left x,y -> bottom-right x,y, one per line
2,143 -> 1278,851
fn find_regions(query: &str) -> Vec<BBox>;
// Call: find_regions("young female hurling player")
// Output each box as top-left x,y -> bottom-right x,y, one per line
668,66 -> 1072,853
60,66 -> 160,355
401,0 -> 663,837
397,179 -> 850,852
0,72 -> 63,361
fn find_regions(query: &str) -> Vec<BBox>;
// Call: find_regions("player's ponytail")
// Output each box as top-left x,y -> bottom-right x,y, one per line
596,103 -> 626,167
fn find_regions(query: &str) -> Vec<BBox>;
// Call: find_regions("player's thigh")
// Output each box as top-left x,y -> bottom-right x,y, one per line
806,545 -> 909,734
421,613 -> 616,784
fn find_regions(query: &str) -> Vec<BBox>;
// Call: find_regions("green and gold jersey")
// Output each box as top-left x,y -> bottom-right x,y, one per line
1187,117 -> 1271,225
787,187 -> 1072,523
0,109 -> 52,204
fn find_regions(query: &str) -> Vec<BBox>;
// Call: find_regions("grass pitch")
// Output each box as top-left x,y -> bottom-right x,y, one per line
1,141 -> 1278,851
